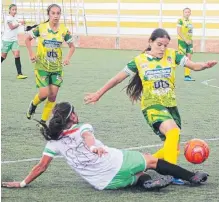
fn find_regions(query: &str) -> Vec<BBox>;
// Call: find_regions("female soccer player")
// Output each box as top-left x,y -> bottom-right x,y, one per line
177,8 -> 194,81
1,4 -> 27,79
2,102 -> 208,190
25,4 -> 75,124
84,28 -> 217,174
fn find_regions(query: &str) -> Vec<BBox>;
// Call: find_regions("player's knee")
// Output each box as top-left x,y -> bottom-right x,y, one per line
48,95 -> 57,102
14,53 -> 20,58
1,53 -> 7,59
39,90 -> 48,100
143,154 -> 158,169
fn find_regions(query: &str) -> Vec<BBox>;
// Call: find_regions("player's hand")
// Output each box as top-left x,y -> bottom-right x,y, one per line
29,53 -> 37,63
2,182 -> 22,188
20,20 -> 25,25
63,58 -> 70,66
91,147 -> 108,157
84,92 -> 101,104
204,60 -> 218,69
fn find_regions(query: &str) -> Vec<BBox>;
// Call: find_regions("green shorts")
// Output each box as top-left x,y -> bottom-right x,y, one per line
1,40 -> 19,53
105,150 -> 146,190
34,70 -> 63,88
142,104 -> 181,141
178,39 -> 193,54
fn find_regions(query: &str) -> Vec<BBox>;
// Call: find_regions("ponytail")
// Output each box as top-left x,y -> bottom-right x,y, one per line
126,73 -> 143,102
25,19 -> 49,31
36,102 -> 74,140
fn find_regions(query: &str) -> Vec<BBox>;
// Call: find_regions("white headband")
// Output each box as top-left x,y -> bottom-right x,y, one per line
66,104 -> 73,120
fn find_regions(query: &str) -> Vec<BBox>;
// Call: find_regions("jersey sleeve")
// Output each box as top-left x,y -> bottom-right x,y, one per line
175,51 -> 188,67
80,124 -> 94,136
43,141 -> 59,157
177,19 -> 183,27
64,29 -> 73,44
123,59 -> 138,75
6,16 -> 13,24
30,25 -> 40,38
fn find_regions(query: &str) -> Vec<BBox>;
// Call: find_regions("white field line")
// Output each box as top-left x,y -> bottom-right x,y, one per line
201,79 -> 219,89
2,137 -> 219,164
2,79 -> 218,164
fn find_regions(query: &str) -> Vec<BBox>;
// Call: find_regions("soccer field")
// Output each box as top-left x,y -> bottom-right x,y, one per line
1,47 -> 219,202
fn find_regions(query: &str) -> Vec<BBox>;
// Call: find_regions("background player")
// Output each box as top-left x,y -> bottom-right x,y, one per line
177,8 -> 194,81
25,4 -> 75,124
1,4 -> 27,79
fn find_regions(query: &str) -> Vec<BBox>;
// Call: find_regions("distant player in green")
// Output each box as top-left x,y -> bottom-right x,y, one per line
2,102 -> 208,190
177,8 -> 194,81
1,4 -> 27,79
25,4 -> 75,124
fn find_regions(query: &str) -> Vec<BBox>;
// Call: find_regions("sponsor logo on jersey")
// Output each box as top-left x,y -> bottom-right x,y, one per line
144,67 -> 171,80
43,40 -> 62,48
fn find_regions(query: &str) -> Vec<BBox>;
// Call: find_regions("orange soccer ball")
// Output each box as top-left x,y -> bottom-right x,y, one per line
184,139 -> 210,164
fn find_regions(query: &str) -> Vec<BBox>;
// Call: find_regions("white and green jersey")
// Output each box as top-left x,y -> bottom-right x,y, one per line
43,123 -> 123,190
2,15 -> 20,41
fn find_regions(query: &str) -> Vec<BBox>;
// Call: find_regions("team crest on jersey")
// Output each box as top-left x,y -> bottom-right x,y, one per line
140,63 -> 148,69
41,32 -> 48,38
167,56 -> 172,63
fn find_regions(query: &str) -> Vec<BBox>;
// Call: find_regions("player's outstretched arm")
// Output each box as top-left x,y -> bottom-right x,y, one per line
63,42 -> 75,66
25,34 -> 37,63
2,155 -> 53,188
84,71 -> 129,104
185,59 -> 217,71
8,22 -> 21,30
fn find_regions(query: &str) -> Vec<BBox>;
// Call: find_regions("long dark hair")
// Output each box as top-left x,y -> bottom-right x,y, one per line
25,4 -> 61,31
36,102 -> 74,140
126,28 -> 171,102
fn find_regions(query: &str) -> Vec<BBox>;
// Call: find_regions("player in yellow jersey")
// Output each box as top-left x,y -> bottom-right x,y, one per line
177,8 -> 194,81
25,4 -> 75,124
84,28 -> 217,184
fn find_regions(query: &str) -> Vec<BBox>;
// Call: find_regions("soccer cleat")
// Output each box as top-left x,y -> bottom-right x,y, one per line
26,101 -> 37,120
184,76 -> 195,81
172,178 -> 185,185
189,171 -> 209,184
142,176 -> 173,191
17,74 -> 28,79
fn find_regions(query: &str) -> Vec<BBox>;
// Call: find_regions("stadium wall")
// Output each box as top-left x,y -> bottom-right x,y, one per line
2,0 -> 219,52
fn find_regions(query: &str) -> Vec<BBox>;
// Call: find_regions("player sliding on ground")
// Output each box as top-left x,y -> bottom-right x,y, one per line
25,4 -> 75,124
84,28 -> 217,185
2,102 -> 208,190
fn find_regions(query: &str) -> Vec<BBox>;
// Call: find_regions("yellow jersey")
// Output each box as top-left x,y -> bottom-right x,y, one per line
30,22 -> 73,72
177,18 -> 193,41
124,48 -> 187,110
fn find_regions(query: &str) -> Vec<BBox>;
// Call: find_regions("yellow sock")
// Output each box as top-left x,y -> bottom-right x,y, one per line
184,67 -> 190,77
32,94 -> 42,106
152,147 -> 164,159
163,128 -> 180,164
41,100 -> 56,122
